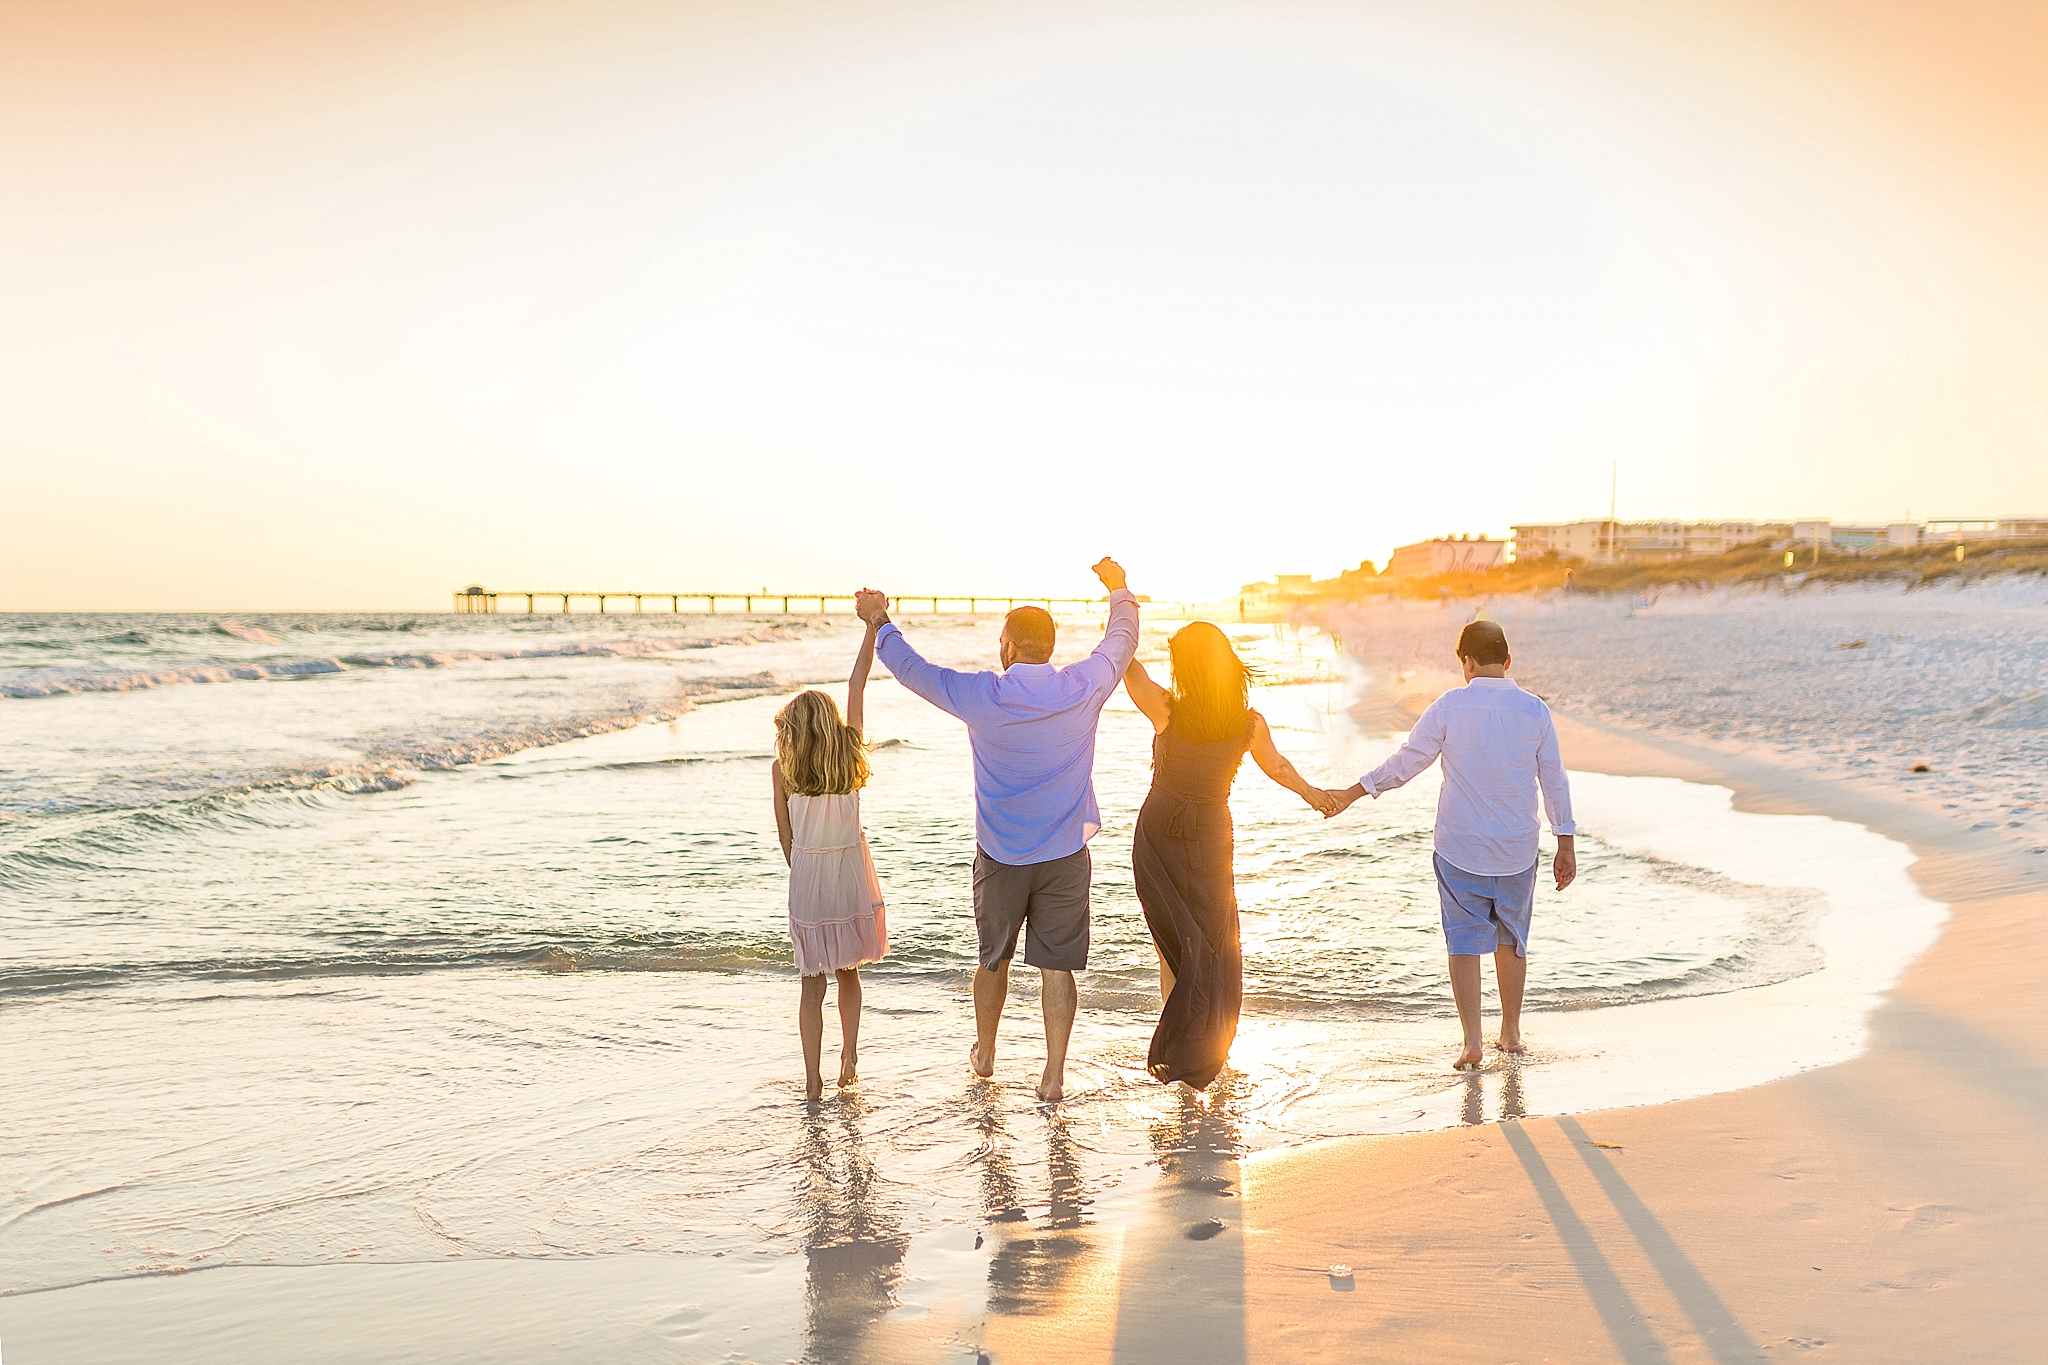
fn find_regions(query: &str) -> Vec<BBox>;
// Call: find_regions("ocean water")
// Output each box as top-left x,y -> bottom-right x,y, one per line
0,608 -> 1943,1332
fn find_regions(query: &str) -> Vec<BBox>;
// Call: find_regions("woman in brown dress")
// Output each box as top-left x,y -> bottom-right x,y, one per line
1123,623 -> 1335,1089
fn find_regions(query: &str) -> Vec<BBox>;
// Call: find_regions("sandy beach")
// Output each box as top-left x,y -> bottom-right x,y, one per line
967,707 -> 2044,1364
5,587 -> 2039,1363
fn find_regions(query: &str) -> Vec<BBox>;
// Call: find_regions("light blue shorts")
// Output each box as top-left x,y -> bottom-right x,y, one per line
1432,853 -> 1536,957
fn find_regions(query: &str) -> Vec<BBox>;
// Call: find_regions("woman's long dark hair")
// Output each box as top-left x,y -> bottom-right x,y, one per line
1166,621 -> 1253,742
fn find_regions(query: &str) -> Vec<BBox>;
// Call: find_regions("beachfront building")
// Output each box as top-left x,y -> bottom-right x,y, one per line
1236,574 -> 1314,616
1924,516 -> 2048,541
1510,519 -> 1786,563
1235,561 -> 1384,617
1384,535 -> 1507,579
1791,521 -> 1928,552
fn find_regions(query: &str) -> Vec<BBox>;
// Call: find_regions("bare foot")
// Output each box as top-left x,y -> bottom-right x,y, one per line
1036,1070 -> 1065,1103
969,1042 -> 994,1080
804,1075 -> 824,1101
838,1057 -> 858,1087
1496,1036 -> 1526,1055
1453,1047 -> 1485,1071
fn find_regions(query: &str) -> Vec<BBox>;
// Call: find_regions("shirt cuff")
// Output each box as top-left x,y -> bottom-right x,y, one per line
1106,587 -> 1136,606
1358,773 -> 1381,798
1551,822 -> 1577,836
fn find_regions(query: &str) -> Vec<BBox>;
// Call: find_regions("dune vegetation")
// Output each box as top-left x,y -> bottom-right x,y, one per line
1360,535 -> 2048,601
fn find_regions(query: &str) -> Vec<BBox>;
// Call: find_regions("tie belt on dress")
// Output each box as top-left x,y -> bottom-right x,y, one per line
1155,792 -> 1227,840
793,842 -> 860,854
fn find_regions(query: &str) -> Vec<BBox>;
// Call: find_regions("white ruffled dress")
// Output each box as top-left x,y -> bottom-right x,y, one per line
786,790 -> 888,975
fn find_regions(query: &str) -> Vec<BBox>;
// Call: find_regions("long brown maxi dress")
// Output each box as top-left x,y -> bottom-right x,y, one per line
1133,710 -> 1255,1089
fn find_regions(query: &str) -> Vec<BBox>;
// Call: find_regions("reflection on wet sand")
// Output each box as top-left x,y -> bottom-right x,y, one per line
1461,1058 -> 1530,1126
1109,1072 -> 1252,1362
794,1096 -> 909,1360
973,1082 -> 1100,1315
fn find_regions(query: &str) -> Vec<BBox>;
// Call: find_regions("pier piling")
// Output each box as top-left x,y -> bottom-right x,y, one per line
453,587 -> 1124,615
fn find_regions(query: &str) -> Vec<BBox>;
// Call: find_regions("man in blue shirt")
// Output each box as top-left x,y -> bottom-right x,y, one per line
855,558 -> 1138,1102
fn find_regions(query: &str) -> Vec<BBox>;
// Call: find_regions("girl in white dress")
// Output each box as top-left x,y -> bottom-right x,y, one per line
771,616 -> 888,1100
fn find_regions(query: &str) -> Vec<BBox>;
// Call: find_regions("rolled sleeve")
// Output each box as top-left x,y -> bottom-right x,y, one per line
1069,589 -> 1140,695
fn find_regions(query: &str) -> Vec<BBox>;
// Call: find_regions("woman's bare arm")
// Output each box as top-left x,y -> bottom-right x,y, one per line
1123,658 -> 1172,734
846,619 -> 878,736
1249,711 -> 1338,813
770,759 -> 794,865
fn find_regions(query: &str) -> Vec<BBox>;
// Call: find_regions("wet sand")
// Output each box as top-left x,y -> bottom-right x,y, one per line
5,628 -> 2037,1361
1233,713 -> 2047,1363
969,702 -> 2045,1363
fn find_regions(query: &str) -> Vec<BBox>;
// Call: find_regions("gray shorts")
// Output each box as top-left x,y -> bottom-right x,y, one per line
973,845 -> 1092,971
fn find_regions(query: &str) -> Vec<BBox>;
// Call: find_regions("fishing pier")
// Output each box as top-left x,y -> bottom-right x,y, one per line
452,586 -> 1122,615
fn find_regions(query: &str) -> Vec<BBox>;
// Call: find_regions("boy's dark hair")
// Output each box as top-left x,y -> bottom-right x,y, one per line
1004,606 -> 1057,663
1456,620 -> 1510,666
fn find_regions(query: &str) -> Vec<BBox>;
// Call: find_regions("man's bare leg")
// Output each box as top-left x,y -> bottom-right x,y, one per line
1447,954 -> 1485,1070
1156,947 -> 1176,1004
835,968 -> 863,1085
799,973 -> 829,1100
970,960 -> 1009,1079
1494,935 -> 1527,1053
1038,968 -> 1077,1101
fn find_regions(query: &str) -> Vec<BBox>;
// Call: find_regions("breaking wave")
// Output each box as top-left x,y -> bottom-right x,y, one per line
3,636 -> 736,698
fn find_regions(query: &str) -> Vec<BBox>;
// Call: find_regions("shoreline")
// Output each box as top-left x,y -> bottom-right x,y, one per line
5,694 -> 2040,1362
1220,710 -> 2048,1363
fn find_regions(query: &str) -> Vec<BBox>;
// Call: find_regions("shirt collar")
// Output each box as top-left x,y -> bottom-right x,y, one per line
1465,675 -> 1519,688
1004,662 -> 1058,675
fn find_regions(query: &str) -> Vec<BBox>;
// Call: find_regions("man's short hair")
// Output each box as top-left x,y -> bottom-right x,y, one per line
1003,606 -> 1056,663
1456,620 -> 1509,666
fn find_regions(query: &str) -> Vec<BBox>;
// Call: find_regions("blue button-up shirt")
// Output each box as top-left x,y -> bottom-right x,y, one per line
875,590 -> 1140,866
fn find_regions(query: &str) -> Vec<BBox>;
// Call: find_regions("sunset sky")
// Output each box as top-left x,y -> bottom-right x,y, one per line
5,0 -> 2046,608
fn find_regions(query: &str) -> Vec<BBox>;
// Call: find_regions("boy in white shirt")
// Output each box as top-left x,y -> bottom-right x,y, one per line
1329,621 -> 1578,1069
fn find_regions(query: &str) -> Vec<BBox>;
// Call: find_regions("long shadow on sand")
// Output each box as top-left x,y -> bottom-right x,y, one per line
1555,1116 -> 1763,1364
1500,1121 -> 1675,1365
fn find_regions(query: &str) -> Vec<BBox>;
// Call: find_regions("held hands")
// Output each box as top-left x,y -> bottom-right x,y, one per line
1092,557 -> 1128,593
1315,784 -> 1366,819
854,589 -> 890,625
1302,787 -> 1342,816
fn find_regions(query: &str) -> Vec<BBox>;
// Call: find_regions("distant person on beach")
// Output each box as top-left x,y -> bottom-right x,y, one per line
1122,623 -> 1336,1090
855,559 -> 1137,1102
771,615 -> 888,1101
1324,620 -> 1577,1070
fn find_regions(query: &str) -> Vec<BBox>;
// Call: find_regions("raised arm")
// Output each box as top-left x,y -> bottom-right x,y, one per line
846,617 -> 878,735
770,759 -> 794,866
1123,658 -> 1171,733
857,587 -> 983,721
1073,556 -> 1140,694
1249,711 -> 1339,813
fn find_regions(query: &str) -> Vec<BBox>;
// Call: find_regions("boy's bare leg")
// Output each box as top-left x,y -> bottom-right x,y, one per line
835,968 -> 862,1086
799,973 -> 829,1100
1447,954 -> 1486,1069
1038,968 -> 1077,1102
970,960 -> 1009,1079
1494,934 -> 1527,1053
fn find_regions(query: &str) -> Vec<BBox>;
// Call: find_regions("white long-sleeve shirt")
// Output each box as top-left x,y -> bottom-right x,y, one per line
1359,676 -> 1575,876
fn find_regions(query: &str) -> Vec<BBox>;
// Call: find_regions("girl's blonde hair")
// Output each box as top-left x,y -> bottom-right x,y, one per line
774,690 -> 869,795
